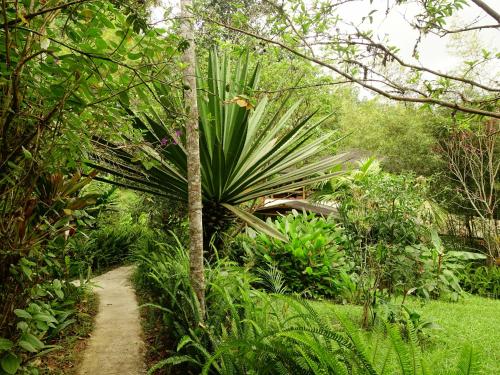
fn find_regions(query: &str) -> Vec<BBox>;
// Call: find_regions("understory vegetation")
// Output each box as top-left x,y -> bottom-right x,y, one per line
130,160 -> 497,375
1,0 -> 498,374
134,238 -> 496,374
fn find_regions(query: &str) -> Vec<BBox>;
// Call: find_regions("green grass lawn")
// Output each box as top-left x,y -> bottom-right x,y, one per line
313,295 -> 500,375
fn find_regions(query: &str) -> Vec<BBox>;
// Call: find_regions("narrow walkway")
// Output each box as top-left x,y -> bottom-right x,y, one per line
78,266 -> 146,375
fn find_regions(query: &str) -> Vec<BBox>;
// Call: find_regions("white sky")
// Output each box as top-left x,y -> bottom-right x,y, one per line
345,0 -> 499,71
151,0 -> 499,76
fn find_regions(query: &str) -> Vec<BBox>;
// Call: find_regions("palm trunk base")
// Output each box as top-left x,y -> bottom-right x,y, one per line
202,203 -> 235,260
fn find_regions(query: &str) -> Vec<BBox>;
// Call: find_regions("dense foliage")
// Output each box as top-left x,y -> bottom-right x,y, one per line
134,238 -> 480,375
241,211 -> 352,298
0,0 -> 498,373
232,160 -> 486,335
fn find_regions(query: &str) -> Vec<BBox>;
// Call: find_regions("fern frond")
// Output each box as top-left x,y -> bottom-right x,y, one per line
455,345 -> 476,375
147,355 -> 199,374
387,323 -> 413,375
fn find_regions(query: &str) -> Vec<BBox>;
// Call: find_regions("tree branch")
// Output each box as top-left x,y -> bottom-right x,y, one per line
0,0 -> 94,28
438,23 -> 500,34
204,17 -> 500,118
354,29 -> 499,93
470,0 -> 500,23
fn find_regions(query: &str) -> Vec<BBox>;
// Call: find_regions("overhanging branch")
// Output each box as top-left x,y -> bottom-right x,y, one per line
470,0 -> 500,23
204,17 -> 500,119
0,0 -> 94,28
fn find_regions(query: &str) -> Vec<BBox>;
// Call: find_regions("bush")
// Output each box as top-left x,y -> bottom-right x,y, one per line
0,277 -> 91,375
66,224 -> 148,278
239,210 -> 353,299
459,264 -> 500,299
312,159 -> 486,326
317,160 -> 456,298
0,172 -> 102,374
320,158 -> 435,246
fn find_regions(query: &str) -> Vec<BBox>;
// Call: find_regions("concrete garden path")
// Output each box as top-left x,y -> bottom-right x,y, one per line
77,266 -> 146,375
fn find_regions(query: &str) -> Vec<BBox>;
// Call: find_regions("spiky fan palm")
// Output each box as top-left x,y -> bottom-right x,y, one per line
89,50 -> 346,243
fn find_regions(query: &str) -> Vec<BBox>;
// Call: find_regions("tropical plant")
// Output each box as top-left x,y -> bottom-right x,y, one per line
376,298 -> 441,344
67,224 -> 144,278
314,159 -> 485,324
134,233 -> 203,339
90,50 -> 347,246
408,230 -> 486,301
317,158 -> 439,247
134,235 -> 479,375
0,279 -> 90,375
0,172 -> 99,338
459,264 -> 500,299
239,210 -> 353,298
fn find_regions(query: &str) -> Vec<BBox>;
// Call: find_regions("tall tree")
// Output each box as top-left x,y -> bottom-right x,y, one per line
180,0 -> 206,318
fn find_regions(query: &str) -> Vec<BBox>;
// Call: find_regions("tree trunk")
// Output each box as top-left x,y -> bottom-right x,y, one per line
180,0 -> 205,319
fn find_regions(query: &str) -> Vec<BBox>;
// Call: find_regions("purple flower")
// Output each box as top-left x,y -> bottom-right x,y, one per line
160,137 -> 168,146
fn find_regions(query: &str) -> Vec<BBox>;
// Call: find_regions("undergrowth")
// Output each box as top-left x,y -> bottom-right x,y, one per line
37,291 -> 99,374
134,236 -> 479,375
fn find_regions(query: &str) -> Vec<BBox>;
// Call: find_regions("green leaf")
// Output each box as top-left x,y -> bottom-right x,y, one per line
16,322 -> 28,332
21,147 -> 32,160
54,289 -> 64,299
0,339 -> 13,351
18,340 -> 38,353
176,335 -> 192,351
13,310 -> 31,320
222,203 -> 288,242
127,52 -> 142,60
33,313 -> 58,323
1,353 -> 21,374
448,251 -> 486,260
94,38 -> 108,51
19,333 -> 44,352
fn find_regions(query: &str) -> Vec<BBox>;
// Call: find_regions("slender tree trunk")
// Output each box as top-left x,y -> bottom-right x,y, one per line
180,0 -> 205,319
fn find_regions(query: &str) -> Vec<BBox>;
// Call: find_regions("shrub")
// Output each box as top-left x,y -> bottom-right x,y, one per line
66,224 -> 147,278
239,210 -> 353,299
407,231 -> 486,300
319,161 -> 457,297
0,277 -> 90,375
459,264 -> 500,299
319,158 -> 434,246
313,159 -> 485,326
0,172 -> 100,374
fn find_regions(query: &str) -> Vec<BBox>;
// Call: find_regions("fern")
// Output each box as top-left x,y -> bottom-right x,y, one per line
256,266 -> 289,294
455,345 -> 476,375
135,237 -> 480,375
147,355 -> 200,374
387,323 -> 414,375
406,322 -> 422,375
